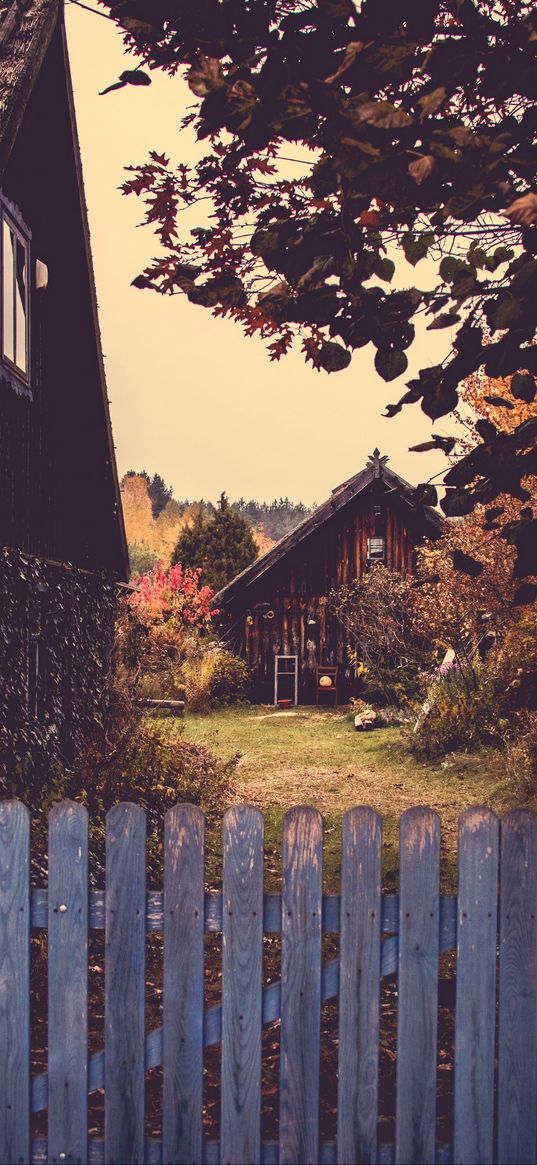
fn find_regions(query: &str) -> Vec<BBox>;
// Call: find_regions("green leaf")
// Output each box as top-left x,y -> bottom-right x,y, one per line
402,232 -> 434,266
439,256 -> 463,282
510,373 -> 536,403
373,257 -> 395,283
319,341 -> 351,372
374,348 -> 408,381
414,483 -> 438,506
421,384 -> 459,420
483,395 -> 515,409
441,488 -> 476,518
452,550 -> 484,577
513,583 -> 537,606
426,312 -> 461,330
488,298 -> 523,330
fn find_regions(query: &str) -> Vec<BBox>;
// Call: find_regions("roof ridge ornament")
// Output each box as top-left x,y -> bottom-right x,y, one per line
367,449 -> 389,478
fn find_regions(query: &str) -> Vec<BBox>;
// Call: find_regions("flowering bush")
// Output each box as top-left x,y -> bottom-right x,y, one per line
128,561 -> 218,628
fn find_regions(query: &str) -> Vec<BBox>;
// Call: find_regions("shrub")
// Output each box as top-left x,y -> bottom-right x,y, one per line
182,646 -> 249,711
331,568 -> 434,707
14,658 -> 236,884
410,669 -> 496,760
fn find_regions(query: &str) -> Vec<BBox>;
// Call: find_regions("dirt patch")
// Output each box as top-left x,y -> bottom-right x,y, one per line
232,763 -> 417,816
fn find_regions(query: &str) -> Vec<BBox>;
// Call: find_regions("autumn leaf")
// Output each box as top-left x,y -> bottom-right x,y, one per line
186,56 -> 225,97
347,99 -> 413,130
324,41 -> 364,84
408,155 -> 435,185
418,86 -> 447,117
503,192 -> 537,228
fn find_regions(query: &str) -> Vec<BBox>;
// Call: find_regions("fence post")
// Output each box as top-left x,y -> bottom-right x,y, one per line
48,800 -> 89,1165
497,808 -> 537,1165
453,807 -> 499,1165
163,804 -> 205,1165
0,801 -> 30,1165
105,803 -> 146,1165
337,806 -> 381,1165
220,805 -> 264,1165
395,807 -> 440,1165
279,806 -> 323,1165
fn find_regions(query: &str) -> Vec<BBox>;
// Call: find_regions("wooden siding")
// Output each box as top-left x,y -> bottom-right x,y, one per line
228,485 -> 423,701
0,24 -> 124,575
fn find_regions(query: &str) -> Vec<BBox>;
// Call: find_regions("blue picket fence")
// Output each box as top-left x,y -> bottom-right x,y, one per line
0,800 -> 536,1164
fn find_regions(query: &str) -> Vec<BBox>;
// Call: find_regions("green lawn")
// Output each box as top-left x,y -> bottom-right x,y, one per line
177,704 -> 519,890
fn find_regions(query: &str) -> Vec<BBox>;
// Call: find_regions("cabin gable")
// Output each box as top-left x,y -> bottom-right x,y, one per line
217,457 -> 442,703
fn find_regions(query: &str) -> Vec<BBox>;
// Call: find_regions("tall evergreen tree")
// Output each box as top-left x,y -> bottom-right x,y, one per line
148,473 -> 173,519
171,493 -> 258,592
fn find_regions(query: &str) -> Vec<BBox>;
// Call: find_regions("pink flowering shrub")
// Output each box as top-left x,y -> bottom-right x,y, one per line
128,561 -> 218,629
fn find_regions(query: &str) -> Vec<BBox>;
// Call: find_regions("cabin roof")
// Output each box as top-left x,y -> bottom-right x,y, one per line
0,1 -> 59,169
0,1 -> 129,579
214,451 -> 443,606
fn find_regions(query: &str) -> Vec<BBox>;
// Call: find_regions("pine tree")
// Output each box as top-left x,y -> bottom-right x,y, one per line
148,473 -> 173,520
171,493 -> 258,592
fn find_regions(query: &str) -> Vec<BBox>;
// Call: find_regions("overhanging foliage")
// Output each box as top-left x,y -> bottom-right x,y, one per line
101,0 -> 536,576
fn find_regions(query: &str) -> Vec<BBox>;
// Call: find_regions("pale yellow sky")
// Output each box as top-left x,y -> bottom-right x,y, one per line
65,3 -> 455,505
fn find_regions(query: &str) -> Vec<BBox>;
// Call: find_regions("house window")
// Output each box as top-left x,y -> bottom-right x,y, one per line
367,536 -> 385,564
1,206 -> 30,381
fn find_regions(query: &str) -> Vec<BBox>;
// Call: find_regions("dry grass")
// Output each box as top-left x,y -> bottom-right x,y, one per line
177,704 -> 518,890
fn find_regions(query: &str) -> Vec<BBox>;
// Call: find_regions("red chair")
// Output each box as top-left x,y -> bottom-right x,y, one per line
315,666 -> 338,708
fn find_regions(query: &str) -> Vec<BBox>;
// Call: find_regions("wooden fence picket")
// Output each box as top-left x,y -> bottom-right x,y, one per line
279,806 -> 323,1165
220,806 -> 264,1165
5,797 -> 537,1163
497,808 -> 537,1165
104,803 -> 146,1165
48,800 -> 89,1165
453,807 -> 499,1165
395,807 -> 440,1165
0,801 -> 30,1165
162,803 -> 205,1165
337,806 -> 381,1165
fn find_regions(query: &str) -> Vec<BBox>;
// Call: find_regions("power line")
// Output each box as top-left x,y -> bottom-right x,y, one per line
65,0 -> 118,22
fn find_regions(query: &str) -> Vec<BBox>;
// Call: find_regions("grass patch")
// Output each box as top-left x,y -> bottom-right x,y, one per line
167,705 -> 524,890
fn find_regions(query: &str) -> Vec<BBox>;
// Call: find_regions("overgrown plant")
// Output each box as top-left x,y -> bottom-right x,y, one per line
330,566 -> 434,704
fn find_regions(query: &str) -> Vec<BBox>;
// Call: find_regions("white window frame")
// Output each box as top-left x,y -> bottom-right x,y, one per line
0,195 -> 31,388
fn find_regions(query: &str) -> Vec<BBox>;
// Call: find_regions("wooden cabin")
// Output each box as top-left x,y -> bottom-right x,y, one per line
0,2 -> 128,779
215,452 -> 442,704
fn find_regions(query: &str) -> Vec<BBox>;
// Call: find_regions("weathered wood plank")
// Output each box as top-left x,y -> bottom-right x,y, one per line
453,807 -> 498,1165
395,807 -> 440,1165
0,801 -> 30,1165
48,801 -> 89,1165
162,804 -> 205,1165
105,804 -> 146,1165
221,806 -> 264,1165
497,808 -> 537,1165
279,806 -> 323,1165
337,806 -> 381,1165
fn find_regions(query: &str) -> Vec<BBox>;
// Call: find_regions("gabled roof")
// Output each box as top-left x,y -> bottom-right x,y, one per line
215,450 -> 443,606
0,1 -> 129,579
0,0 -> 59,171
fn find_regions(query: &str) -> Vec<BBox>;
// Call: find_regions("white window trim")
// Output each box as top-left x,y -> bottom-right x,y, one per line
0,193 -> 31,391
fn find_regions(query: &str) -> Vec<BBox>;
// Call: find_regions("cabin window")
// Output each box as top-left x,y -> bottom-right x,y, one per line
1,206 -> 30,382
367,536 -> 385,564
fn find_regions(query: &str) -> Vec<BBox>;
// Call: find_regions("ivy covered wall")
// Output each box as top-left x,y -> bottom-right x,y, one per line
0,548 -> 117,792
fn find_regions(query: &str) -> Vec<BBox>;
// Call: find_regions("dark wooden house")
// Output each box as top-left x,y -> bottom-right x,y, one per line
215,452 -> 442,704
0,1 -> 128,779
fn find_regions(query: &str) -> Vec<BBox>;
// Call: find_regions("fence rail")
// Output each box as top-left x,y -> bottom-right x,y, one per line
0,800 -> 536,1164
